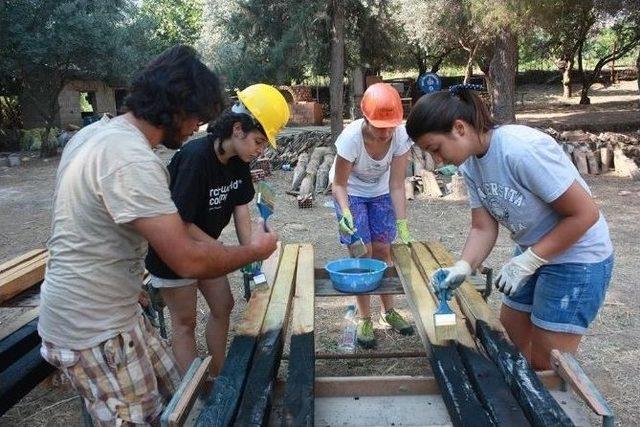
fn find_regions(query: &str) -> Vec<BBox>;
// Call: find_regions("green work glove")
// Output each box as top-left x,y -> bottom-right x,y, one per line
396,219 -> 414,244
338,208 -> 356,237
241,261 -> 262,275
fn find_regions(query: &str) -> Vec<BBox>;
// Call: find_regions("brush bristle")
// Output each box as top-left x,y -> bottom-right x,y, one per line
434,312 -> 456,326
349,239 -> 367,258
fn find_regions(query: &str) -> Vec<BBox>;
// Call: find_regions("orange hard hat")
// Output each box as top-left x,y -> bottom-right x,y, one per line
361,83 -> 403,128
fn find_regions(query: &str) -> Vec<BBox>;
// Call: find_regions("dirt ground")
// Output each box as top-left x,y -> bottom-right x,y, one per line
1,82 -> 639,426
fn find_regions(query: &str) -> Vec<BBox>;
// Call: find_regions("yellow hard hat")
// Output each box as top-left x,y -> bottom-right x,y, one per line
236,84 -> 290,148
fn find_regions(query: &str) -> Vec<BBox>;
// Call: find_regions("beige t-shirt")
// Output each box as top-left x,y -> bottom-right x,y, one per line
38,116 -> 177,350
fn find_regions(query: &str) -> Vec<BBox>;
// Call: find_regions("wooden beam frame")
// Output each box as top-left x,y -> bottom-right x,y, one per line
0,249 -> 46,274
410,242 -> 529,425
392,244 -> 493,427
0,252 -> 47,303
283,244 -> 315,427
196,243 -> 283,427
425,242 -> 573,427
234,244 -> 300,426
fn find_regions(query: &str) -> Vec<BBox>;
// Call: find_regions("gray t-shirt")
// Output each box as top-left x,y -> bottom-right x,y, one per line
459,125 -> 612,264
38,116 -> 177,350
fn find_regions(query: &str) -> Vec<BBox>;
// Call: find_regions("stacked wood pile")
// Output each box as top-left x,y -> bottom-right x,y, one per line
289,147 -> 335,208
0,249 -> 54,416
545,128 -> 640,180
264,130 -> 333,169
405,146 -> 468,200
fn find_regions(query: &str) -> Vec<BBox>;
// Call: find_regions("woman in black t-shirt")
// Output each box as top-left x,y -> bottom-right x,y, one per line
145,84 -> 290,374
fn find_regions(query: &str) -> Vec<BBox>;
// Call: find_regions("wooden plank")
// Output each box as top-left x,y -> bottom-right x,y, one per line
315,375 -> 440,397
0,249 -> 46,275
409,242 -> 462,342
0,318 -> 40,371
0,252 -> 47,303
0,345 -> 55,416
162,358 -> 203,427
412,242 -> 531,424
196,243 -> 283,427
425,241 -> 504,332
0,252 -> 47,281
314,276 -> 404,297
477,320 -> 573,427
550,350 -> 613,418
234,244 -> 299,426
425,241 -> 572,426
169,356 -> 212,427
0,307 -> 39,341
392,244 -> 493,427
457,344 -> 530,426
283,244 -> 315,427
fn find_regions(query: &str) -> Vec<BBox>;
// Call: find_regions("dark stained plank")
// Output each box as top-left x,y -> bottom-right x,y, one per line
392,244 -> 494,427
196,244 -> 283,427
457,344 -> 530,426
233,244 -> 299,427
477,320 -> 574,427
0,345 -> 55,416
0,318 -> 40,371
314,276 -> 404,297
283,244 -> 315,427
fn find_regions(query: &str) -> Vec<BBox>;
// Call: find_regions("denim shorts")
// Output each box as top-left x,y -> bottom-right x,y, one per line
334,194 -> 396,244
502,254 -> 614,334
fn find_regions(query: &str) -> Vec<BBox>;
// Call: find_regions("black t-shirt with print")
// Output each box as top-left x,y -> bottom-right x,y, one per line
145,135 -> 255,279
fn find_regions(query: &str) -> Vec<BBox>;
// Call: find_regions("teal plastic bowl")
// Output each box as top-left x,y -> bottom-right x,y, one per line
325,258 -> 387,293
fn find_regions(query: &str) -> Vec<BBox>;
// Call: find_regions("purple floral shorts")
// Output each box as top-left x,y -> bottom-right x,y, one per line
335,193 -> 396,244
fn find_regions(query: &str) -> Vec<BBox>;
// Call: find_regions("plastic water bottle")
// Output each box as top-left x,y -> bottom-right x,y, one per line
337,304 -> 357,353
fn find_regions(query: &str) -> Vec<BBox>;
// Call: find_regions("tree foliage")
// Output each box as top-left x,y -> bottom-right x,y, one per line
140,0 -> 204,54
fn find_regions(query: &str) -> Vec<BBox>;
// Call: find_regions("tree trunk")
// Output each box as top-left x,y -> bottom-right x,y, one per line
463,44 -> 478,84
349,66 -> 364,120
577,39 -> 589,104
329,0 -> 345,141
560,57 -> 574,98
636,48 -> 640,105
488,26 -> 517,123
430,49 -> 453,74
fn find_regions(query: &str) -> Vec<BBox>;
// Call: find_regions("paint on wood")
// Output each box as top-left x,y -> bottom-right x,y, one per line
393,244 -> 494,427
196,244 -> 283,427
457,344 -> 530,426
283,244 -> 315,427
0,345 -> 55,416
0,318 -> 40,371
0,307 -> 39,342
477,321 -> 573,427
430,344 -> 495,427
234,244 -> 299,426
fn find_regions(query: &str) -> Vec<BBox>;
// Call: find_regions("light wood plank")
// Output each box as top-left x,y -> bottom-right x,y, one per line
391,243 -> 443,350
425,241 -> 504,333
550,350 -> 613,417
0,249 -> 46,275
0,253 -> 47,303
315,375 -> 440,397
169,356 -> 212,427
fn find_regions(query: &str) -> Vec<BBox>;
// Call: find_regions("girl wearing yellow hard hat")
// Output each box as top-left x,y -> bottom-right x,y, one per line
145,83 -> 289,374
330,83 -> 416,349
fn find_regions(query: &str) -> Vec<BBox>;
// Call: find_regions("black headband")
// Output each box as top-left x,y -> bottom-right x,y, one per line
449,83 -> 484,95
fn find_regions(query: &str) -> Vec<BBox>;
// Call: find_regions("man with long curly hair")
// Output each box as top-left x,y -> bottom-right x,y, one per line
38,45 -> 278,425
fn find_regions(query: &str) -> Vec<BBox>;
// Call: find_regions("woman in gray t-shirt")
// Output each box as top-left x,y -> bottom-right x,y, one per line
405,84 -> 613,370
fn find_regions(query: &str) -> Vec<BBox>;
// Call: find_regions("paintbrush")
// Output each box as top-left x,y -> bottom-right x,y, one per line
348,231 -> 367,258
432,270 -> 457,339
253,181 -> 275,286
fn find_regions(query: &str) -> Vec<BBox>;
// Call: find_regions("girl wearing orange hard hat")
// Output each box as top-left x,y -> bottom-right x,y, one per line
145,83 -> 289,374
329,82 -> 416,349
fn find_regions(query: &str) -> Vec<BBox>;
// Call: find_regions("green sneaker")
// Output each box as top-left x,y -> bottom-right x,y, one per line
380,309 -> 414,336
356,317 -> 376,349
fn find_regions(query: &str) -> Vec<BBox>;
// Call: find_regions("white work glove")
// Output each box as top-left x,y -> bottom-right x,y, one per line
495,248 -> 548,296
431,260 -> 472,300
